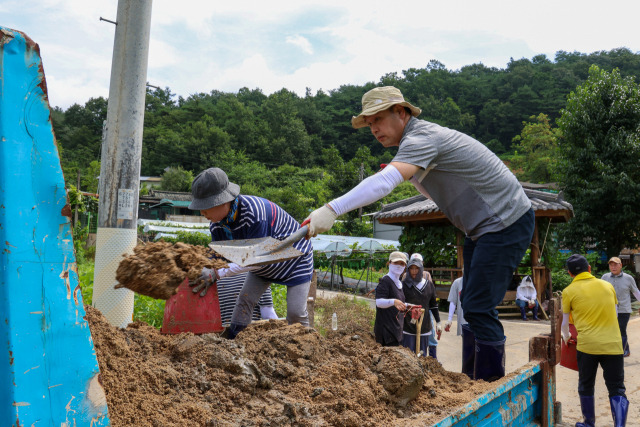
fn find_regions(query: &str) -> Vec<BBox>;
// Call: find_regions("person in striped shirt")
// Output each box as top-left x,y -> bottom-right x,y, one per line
188,167 -> 313,339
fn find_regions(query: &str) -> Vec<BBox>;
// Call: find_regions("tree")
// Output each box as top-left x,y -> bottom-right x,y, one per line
511,113 -> 560,183
557,65 -> 640,258
160,167 -> 194,192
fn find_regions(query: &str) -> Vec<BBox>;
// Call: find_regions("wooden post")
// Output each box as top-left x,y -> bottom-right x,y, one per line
307,271 -> 317,327
456,230 -> 464,275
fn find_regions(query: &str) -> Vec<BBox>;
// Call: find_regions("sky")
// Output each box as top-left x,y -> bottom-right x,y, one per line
3,0 -> 640,110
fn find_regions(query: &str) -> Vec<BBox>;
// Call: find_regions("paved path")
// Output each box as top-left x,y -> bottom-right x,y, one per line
316,289 -> 640,426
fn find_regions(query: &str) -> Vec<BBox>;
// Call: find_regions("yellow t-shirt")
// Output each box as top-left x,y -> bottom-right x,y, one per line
562,272 -> 622,355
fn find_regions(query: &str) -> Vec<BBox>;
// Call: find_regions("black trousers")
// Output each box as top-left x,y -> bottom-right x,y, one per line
577,350 -> 626,398
618,312 -> 630,338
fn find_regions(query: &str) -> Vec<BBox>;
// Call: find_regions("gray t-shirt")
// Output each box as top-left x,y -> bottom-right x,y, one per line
447,277 -> 467,336
601,272 -> 639,313
393,117 -> 531,240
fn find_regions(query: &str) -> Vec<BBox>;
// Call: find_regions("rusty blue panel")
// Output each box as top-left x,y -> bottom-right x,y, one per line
434,363 -> 543,427
0,27 -> 110,425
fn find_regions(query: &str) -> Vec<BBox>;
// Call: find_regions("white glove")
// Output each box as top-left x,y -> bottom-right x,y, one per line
305,205 -> 338,238
436,322 -> 443,334
444,320 -> 452,332
561,331 -> 571,344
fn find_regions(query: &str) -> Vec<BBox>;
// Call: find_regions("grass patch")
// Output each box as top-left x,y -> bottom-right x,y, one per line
314,295 -> 375,337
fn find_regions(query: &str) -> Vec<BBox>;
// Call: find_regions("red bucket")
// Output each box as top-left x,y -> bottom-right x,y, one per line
560,324 -> 579,371
161,278 -> 223,334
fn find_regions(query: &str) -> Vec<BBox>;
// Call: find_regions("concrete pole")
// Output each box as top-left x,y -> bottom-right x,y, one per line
93,0 -> 153,328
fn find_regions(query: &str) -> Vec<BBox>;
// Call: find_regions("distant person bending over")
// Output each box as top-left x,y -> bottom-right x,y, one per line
188,167 -> 313,339
444,275 -> 467,336
515,276 -> 540,321
305,86 -> 534,381
601,256 -> 640,357
374,252 -> 408,347
401,256 -> 441,358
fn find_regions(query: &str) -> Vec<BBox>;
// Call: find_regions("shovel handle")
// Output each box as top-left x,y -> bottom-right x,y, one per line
266,225 -> 309,255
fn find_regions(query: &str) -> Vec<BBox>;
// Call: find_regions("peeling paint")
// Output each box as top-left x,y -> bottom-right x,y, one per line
23,365 -> 40,374
12,402 -> 30,407
61,204 -> 72,218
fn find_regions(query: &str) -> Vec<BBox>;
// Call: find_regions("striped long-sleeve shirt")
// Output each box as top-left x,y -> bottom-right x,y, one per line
217,273 -> 273,325
209,195 -> 313,286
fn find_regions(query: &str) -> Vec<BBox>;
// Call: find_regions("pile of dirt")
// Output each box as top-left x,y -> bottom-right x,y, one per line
86,304 -> 496,426
114,241 -> 228,299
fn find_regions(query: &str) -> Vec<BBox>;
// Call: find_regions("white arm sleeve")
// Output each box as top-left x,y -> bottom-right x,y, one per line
328,165 -> 404,216
448,302 -> 456,321
561,313 -> 571,341
376,298 -> 396,309
633,290 -> 640,302
216,263 -> 259,279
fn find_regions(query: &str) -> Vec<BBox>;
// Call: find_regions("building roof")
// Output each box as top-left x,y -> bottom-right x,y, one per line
140,190 -> 192,204
373,188 -> 574,225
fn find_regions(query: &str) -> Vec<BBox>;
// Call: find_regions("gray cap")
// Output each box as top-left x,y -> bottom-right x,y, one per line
188,168 -> 240,211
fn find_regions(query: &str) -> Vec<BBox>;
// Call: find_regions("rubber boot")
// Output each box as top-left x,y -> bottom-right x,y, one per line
428,345 -> 437,360
221,323 -> 246,340
622,336 -> 630,357
610,395 -> 629,427
576,395 -> 596,427
532,304 -> 540,321
519,306 -> 528,320
461,324 -> 475,378
473,336 -> 506,382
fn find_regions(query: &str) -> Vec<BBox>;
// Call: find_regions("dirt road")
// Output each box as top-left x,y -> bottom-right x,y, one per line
437,314 -> 640,426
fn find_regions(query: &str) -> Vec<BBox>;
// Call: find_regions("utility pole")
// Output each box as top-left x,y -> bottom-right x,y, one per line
93,0 -> 153,328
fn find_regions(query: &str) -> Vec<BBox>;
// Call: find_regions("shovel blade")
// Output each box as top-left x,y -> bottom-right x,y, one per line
209,236 -> 303,267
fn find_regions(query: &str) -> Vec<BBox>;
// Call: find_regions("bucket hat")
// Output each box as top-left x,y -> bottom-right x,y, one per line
351,86 -> 421,129
188,168 -> 240,211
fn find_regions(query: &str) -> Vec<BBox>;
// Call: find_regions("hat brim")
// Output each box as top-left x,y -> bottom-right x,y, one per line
351,101 -> 421,129
188,182 -> 240,211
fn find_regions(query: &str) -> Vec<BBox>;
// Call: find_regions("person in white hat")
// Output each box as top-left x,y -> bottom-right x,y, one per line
600,256 -> 640,357
189,167 -> 313,339
374,251 -> 408,347
304,86 -> 534,381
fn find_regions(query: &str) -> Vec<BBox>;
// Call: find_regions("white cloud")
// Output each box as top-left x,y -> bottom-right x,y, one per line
286,35 -> 313,55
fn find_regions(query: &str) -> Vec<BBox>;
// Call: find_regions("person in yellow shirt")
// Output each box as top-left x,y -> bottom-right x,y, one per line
561,254 -> 628,427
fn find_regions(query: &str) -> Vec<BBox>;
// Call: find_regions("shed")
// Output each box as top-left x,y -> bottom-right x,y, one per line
372,186 -> 574,302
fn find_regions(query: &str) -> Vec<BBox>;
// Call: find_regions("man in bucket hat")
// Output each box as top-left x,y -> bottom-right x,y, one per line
189,167 -> 313,339
305,86 -> 534,381
562,254 -> 628,427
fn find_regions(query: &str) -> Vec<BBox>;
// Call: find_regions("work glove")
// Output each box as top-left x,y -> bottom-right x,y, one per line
444,320 -> 452,332
436,322 -> 443,340
304,205 -> 338,238
190,267 -> 217,297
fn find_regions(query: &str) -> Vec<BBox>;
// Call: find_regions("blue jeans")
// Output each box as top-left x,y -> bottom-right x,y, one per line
461,209 -> 535,341
515,299 -> 538,309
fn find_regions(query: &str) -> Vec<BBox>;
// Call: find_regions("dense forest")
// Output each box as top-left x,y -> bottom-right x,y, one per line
53,48 -> 640,242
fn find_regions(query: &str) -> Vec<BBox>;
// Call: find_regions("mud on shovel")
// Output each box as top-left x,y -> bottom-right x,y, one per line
208,224 -> 309,267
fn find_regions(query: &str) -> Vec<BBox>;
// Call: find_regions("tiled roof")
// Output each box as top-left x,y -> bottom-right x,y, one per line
373,188 -> 573,223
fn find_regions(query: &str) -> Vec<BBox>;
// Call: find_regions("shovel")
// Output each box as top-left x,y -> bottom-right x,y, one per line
208,224 -> 309,267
